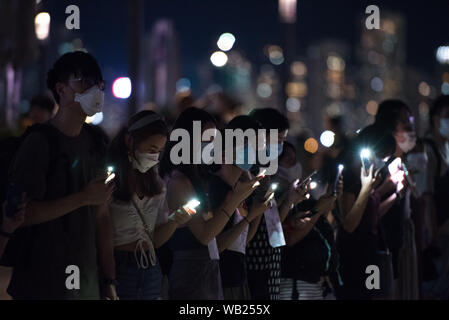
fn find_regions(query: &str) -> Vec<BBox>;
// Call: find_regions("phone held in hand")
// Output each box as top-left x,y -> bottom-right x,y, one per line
298,170 -> 318,188
105,166 -> 116,184
264,183 -> 278,199
183,199 -> 201,215
6,183 -> 23,218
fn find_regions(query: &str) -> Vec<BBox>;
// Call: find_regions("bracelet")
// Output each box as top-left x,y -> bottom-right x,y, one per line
0,228 -> 13,239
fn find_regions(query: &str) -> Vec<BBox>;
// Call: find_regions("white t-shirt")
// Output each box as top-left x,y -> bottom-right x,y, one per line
110,190 -> 169,247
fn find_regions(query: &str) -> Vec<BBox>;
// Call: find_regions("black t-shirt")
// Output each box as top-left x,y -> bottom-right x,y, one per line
281,215 -> 340,284
8,123 -> 105,299
335,163 -> 380,299
209,175 -> 247,288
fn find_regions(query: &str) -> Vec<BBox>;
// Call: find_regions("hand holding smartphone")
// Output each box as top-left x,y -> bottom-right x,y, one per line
105,166 -> 116,184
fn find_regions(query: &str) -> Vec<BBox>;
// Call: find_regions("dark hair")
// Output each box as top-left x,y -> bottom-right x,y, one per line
337,124 -> 396,187
279,141 -> 297,163
159,107 -> 217,210
375,99 -> 411,133
430,95 -> 449,128
249,108 -> 290,131
223,115 -> 263,154
47,51 -> 103,103
355,124 -> 396,160
225,115 -> 263,132
30,94 -> 55,113
107,110 -> 168,202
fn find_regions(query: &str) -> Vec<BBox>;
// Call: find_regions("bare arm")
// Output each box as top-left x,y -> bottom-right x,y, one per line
286,214 -> 320,246
378,193 -> 397,218
22,177 -> 114,227
286,195 -> 336,246
216,219 -> 249,253
23,192 -> 87,226
95,203 -> 116,281
166,173 -> 243,246
153,220 -> 179,248
247,214 -> 263,244
340,188 -> 371,233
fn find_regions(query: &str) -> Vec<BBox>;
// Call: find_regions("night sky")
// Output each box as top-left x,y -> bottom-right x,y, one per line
42,0 -> 449,93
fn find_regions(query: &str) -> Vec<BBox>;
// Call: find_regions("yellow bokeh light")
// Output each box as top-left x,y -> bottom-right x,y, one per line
304,138 -> 319,154
366,100 -> 379,116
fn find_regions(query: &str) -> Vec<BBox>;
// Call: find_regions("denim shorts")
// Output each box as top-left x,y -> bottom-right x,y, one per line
114,250 -> 162,300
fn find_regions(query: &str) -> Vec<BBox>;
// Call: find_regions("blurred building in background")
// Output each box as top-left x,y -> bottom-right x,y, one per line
306,40 -> 351,138
144,19 -> 181,111
358,12 -> 407,123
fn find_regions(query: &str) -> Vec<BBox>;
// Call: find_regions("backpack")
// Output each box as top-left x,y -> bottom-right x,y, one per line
0,124 -> 60,267
423,138 -> 449,226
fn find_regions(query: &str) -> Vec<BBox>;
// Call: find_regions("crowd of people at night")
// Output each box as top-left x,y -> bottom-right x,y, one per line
0,51 -> 448,300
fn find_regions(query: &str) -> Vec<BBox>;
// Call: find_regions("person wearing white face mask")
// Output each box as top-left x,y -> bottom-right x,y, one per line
107,111 -> 193,300
373,100 -> 421,299
421,96 -> 449,299
6,52 -> 117,300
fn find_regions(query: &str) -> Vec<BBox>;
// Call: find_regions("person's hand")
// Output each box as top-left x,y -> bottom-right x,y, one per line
231,175 -> 264,205
314,194 -> 336,215
81,176 -> 115,206
102,284 -> 118,300
247,199 -> 271,222
287,181 -> 309,206
2,193 -> 27,233
360,165 -> 376,192
170,207 -> 194,227
291,212 -> 312,229
391,169 -> 405,194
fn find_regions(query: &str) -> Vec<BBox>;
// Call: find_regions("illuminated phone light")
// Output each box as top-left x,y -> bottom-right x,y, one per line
338,164 -> 344,172
271,183 -> 279,191
309,181 -> 318,190
105,173 -> 115,184
185,199 -> 201,210
360,148 -> 371,159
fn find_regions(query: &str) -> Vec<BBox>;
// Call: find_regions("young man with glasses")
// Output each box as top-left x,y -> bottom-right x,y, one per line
6,51 -> 116,300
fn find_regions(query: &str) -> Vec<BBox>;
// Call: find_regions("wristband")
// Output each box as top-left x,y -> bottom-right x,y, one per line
0,228 -> 13,239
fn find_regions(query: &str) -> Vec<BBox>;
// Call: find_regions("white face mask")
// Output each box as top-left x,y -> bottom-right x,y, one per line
439,118 -> 449,140
397,131 -> 417,153
129,151 -> 159,173
406,152 -> 428,197
74,85 -> 104,116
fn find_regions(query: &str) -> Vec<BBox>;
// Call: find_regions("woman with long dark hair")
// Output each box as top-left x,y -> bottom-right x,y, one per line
160,107 -> 261,300
108,110 -> 192,300
335,124 -> 400,300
